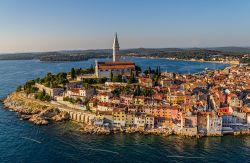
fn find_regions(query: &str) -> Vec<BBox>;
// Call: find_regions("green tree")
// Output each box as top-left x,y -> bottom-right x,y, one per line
35,90 -> 51,101
112,75 -> 123,82
35,78 -> 40,83
82,83 -> 89,88
155,66 -> 159,75
110,71 -> 113,81
134,86 -> 141,96
75,68 -> 82,76
90,64 -> 94,71
71,68 -> 76,79
148,66 -> 151,74
16,86 -> 22,92
142,88 -> 153,97
128,71 -> 136,84
97,77 -> 107,84
135,66 -> 141,76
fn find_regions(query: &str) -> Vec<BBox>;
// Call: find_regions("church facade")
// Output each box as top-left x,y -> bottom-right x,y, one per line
95,33 -> 135,78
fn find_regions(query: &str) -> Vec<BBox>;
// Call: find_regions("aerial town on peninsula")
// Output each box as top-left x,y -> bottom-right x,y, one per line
4,34 -> 250,137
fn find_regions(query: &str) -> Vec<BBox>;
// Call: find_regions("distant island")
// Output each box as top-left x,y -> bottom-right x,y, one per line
2,35 -> 250,137
1,47 -> 250,65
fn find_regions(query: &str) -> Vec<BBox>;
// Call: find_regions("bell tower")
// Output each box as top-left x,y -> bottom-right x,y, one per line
112,32 -> 120,62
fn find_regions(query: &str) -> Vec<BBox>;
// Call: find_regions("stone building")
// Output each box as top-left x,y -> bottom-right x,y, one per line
197,111 -> 222,136
95,33 -> 135,78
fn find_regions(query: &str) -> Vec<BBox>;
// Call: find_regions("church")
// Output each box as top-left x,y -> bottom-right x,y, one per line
95,33 -> 135,78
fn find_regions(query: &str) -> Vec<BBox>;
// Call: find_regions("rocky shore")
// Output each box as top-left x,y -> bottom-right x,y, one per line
3,92 -> 70,125
1,91 -> 174,136
2,92 -> 250,137
78,124 -> 111,135
77,125 -> 173,136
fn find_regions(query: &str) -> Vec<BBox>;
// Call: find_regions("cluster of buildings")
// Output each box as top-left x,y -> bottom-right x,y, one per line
88,65 -> 250,136
37,34 -> 250,136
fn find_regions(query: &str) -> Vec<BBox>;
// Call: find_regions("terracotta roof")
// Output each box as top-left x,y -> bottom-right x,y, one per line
97,61 -> 135,70
98,61 -> 135,65
98,102 -> 111,107
139,77 -> 153,83
113,108 -> 126,113
242,107 -> 250,113
68,88 -> 80,93
98,65 -> 135,69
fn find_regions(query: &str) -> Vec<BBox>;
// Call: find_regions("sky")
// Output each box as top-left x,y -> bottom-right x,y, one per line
0,0 -> 250,53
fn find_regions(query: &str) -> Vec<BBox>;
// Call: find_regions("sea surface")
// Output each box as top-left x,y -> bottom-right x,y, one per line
0,58 -> 249,163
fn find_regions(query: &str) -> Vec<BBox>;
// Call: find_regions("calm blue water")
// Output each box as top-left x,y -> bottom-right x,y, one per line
0,58 -> 249,163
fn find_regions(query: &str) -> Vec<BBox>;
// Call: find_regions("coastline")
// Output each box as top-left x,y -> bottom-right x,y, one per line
130,56 -> 237,65
3,92 -> 70,125
2,91 -> 250,137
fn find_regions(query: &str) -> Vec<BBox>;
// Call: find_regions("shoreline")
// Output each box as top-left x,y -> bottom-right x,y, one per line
3,92 -> 70,125
130,56 -> 236,65
2,91 -> 250,137
0,56 -> 236,65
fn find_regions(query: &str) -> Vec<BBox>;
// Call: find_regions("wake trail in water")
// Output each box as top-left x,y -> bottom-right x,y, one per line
86,148 -> 119,155
167,156 -> 204,159
21,137 -> 41,144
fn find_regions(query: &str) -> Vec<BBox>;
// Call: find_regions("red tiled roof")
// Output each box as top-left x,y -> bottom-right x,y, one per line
99,61 -> 135,65
98,61 -> 135,70
99,65 -> 135,69
68,88 -> 80,93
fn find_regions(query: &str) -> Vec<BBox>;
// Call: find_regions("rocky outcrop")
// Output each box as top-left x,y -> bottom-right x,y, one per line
51,111 -> 70,122
3,92 -> 70,125
79,124 -> 110,135
124,127 -> 172,136
29,114 -> 49,125
234,130 -> 250,136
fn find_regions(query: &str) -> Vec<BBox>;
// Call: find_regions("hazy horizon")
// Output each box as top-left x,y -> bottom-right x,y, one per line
1,0 -> 250,53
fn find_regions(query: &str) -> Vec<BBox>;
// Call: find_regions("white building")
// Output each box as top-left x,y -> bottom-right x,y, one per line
66,87 -> 95,101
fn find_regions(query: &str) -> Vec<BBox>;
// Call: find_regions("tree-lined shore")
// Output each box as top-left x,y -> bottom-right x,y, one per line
1,47 -> 250,64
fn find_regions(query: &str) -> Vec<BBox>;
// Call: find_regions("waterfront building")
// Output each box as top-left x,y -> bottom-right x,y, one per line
134,115 -> 146,128
113,108 -> 126,127
145,115 -> 155,129
95,33 -> 135,78
179,114 -> 198,136
125,113 -> 135,127
197,112 -> 222,136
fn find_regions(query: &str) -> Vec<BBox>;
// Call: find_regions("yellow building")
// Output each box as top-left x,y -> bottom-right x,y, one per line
176,94 -> 185,104
134,96 -> 144,106
113,108 -> 126,127
126,113 -> 135,127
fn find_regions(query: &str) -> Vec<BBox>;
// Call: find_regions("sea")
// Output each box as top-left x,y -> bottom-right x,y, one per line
0,57 -> 249,163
